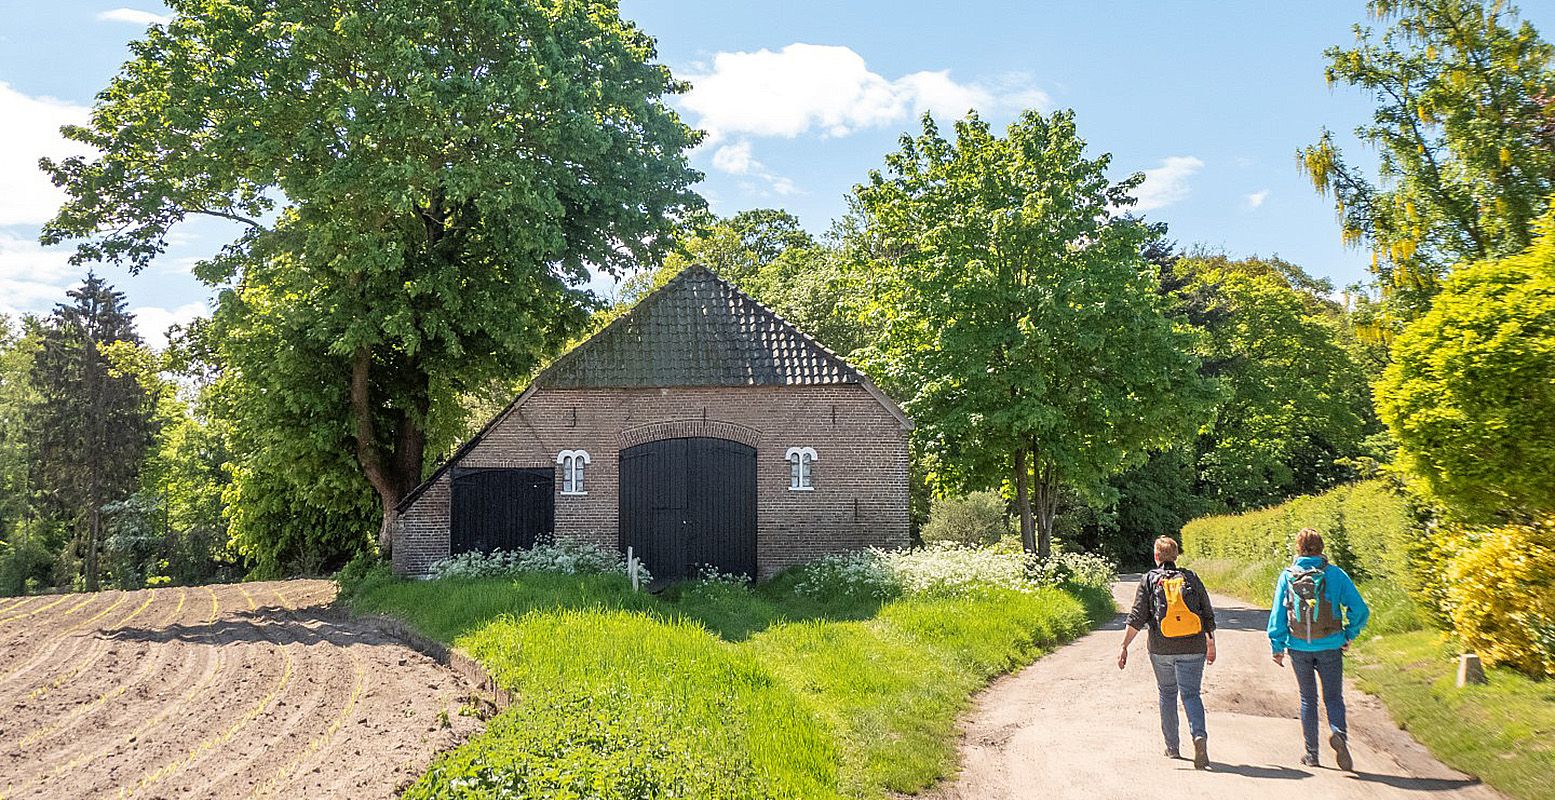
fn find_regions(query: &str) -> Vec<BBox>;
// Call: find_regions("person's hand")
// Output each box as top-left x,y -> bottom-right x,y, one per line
1118,647 -> 1128,670
1206,638 -> 1217,666
1342,640 -> 1351,653
1272,651 -> 1285,667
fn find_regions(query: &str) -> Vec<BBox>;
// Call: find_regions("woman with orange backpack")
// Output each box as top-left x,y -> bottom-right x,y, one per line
1268,528 -> 1370,770
1118,535 -> 1218,769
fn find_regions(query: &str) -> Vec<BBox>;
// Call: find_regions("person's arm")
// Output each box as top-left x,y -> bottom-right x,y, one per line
1119,577 -> 1151,669
1190,571 -> 1217,664
1267,570 -> 1290,664
1338,568 -> 1370,644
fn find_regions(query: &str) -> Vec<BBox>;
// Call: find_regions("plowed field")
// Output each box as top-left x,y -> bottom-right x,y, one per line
0,580 -> 479,799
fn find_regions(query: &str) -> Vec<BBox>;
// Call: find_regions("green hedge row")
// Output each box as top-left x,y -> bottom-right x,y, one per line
1180,479 -> 1416,585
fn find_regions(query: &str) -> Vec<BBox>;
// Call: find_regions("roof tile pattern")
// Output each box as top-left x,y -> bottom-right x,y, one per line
540,265 -> 859,388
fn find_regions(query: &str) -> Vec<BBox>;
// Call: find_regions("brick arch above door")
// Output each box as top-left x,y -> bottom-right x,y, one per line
616,418 -> 762,450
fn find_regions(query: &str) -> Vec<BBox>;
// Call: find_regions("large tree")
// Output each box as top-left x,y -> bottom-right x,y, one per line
42,0 -> 702,561
28,276 -> 157,591
1301,0 -> 1555,322
1176,256 -> 1375,510
848,110 -> 1215,557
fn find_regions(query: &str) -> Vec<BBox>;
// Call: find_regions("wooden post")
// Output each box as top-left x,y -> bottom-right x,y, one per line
1457,653 -> 1487,687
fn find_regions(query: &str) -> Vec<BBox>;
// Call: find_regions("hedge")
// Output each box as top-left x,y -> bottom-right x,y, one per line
1179,479 -> 1415,585
1181,481 -> 1555,678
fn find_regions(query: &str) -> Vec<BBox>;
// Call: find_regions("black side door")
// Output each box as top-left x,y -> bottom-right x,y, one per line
450,467 -> 554,555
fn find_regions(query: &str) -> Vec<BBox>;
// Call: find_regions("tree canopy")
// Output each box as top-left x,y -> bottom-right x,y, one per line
1301,0 -> 1555,322
1176,255 -> 1375,510
847,110 -> 1215,556
1375,209 -> 1555,519
41,0 -> 704,567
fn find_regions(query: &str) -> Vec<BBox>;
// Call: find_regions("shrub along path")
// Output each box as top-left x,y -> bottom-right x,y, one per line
921,578 -> 1502,800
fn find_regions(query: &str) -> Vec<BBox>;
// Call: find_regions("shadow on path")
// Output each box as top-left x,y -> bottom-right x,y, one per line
1349,771 -> 1485,792
1205,762 -> 1312,780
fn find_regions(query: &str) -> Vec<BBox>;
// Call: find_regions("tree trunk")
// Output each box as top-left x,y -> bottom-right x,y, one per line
85,505 -> 101,592
1014,447 -> 1036,554
1032,453 -> 1059,560
350,346 -> 429,556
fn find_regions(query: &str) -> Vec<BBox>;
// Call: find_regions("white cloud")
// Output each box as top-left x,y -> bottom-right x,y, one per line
1132,156 -> 1205,212
705,138 -> 801,196
1246,189 -> 1270,209
680,44 -> 1047,143
96,8 -> 172,26
0,228 -> 80,321
131,301 -> 206,349
0,82 -> 91,227
711,141 -> 757,175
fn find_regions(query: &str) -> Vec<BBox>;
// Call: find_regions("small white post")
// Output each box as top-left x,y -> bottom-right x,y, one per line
627,546 -> 640,592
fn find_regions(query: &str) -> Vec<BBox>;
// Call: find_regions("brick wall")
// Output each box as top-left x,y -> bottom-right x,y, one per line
393,384 -> 910,579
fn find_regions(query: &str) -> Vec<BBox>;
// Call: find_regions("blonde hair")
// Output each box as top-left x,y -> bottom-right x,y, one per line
1295,528 -> 1325,556
1154,536 -> 1181,562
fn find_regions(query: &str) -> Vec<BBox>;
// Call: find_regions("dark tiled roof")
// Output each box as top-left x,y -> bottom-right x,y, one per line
538,264 -> 860,388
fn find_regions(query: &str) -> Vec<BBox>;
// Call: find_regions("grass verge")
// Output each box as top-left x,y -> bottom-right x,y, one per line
347,570 -> 1112,799
1188,556 -> 1553,800
1351,632 -> 1555,800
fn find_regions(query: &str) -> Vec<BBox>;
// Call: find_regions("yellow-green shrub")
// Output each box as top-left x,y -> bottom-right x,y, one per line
1444,516 -> 1555,679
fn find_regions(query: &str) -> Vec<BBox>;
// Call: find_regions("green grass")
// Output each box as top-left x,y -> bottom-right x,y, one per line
1352,631 -> 1555,800
1188,555 -> 1553,800
347,570 -> 1112,799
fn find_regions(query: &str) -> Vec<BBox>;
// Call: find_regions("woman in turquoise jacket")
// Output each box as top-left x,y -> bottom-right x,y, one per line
1267,528 -> 1370,770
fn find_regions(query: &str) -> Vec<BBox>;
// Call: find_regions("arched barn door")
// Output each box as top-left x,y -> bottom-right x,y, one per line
619,437 -> 757,583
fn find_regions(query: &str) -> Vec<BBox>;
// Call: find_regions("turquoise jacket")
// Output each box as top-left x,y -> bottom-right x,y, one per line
1267,555 -> 1370,653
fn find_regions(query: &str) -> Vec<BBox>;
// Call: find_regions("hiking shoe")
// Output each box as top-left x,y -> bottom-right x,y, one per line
1164,747 -> 1181,759
1192,736 -> 1209,770
1331,731 -> 1354,771
1300,752 -> 1320,768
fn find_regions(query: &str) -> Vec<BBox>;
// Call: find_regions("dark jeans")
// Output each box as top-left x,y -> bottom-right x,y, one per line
1290,648 -> 1346,755
1149,652 -> 1207,751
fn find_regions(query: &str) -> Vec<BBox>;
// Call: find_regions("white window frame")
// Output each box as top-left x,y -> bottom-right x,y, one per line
784,446 -> 818,491
556,449 -> 591,495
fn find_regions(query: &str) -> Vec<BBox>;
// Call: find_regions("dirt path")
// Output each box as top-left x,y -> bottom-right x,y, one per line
0,580 -> 480,799
923,578 -> 1503,800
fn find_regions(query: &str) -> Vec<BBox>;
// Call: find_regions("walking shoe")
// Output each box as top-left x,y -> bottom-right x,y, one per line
1192,736 -> 1209,770
1300,752 -> 1320,768
1164,747 -> 1181,759
1331,731 -> 1354,771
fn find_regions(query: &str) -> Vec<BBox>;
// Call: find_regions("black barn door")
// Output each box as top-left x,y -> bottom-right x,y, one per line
619,438 -> 756,582
450,467 -> 553,555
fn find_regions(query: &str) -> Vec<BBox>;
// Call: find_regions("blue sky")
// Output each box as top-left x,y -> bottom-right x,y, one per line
4,2 -> 1549,346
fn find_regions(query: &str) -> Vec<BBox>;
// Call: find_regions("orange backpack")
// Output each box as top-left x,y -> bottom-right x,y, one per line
1153,570 -> 1204,638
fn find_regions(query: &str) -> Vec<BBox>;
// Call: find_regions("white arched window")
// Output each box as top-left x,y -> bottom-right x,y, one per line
785,447 -> 818,491
556,450 -> 591,495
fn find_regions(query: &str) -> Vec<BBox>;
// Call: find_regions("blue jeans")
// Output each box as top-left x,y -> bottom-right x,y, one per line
1149,652 -> 1207,751
1290,648 -> 1346,755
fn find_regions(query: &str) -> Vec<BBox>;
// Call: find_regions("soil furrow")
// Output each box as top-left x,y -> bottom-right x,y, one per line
0,579 -> 479,799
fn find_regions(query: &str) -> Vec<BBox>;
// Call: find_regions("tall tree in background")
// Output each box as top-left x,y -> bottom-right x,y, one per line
1174,256 -> 1375,509
42,0 -> 703,565
28,276 -> 155,590
1301,0 -> 1555,323
849,110 -> 1215,557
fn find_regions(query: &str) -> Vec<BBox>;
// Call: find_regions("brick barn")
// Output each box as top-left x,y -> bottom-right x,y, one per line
392,265 -> 912,581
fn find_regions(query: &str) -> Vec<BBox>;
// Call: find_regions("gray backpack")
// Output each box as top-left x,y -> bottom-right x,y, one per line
1284,558 -> 1343,642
